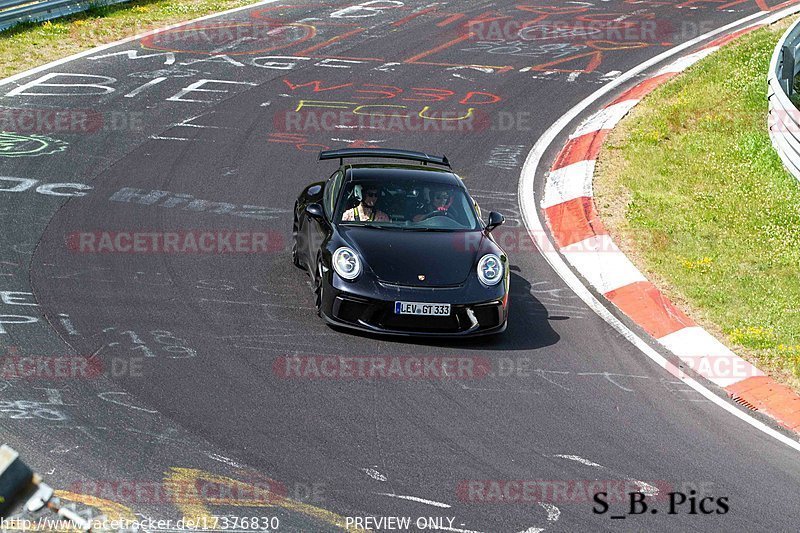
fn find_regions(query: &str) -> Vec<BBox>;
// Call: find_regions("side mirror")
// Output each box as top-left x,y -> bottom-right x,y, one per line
486,211 -> 505,232
306,203 -> 324,220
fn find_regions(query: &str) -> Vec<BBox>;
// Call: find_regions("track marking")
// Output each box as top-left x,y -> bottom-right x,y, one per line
553,454 -> 661,499
150,135 -> 193,141
518,4 -> 800,453
629,479 -> 659,496
97,392 -> 159,413
124,77 -> 167,98
207,453 -> 244,468
575,371 -> 650,392
539,502 -> 561,521
552,454 -> 602,468
166,468 -> 370,532
375,492 -> 451,508
360,467 -> 387,481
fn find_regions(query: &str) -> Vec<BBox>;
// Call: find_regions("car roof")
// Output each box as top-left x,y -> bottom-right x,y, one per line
344,164 -> 463,186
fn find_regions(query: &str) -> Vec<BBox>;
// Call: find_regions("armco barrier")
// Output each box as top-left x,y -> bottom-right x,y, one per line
769,16 -> 800,181
0,0 -> 130,32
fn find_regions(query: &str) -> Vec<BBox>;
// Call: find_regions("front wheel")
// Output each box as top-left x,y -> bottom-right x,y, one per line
313,259 -> 324,316
292,210 -> 302,268
292,240 -> 302,268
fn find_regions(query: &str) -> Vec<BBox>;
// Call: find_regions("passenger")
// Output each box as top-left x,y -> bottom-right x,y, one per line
342,185 -> 390,222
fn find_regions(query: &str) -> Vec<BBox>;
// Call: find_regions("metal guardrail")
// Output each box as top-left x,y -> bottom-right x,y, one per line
769,16 -> 800,181
0,0 -> 130,32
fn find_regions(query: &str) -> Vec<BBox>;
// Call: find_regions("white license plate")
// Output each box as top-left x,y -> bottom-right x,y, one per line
394,301 -> 451,316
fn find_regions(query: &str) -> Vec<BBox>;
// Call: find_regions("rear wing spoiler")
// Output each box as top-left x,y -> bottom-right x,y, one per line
318,148 -> 450,168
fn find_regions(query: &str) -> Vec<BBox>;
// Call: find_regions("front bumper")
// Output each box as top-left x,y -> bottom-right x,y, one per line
319,276 -> 508,337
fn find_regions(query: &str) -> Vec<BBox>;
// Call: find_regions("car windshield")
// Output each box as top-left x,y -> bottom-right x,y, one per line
336,178 -> 481,231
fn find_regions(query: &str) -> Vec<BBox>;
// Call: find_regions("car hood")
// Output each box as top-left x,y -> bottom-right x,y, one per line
339,227 -> 487,286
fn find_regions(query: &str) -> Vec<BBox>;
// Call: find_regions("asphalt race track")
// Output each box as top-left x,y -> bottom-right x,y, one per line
1,1 -> 800,531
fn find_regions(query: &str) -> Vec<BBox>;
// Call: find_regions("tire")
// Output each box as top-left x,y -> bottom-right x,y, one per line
313,258 -> 324,316
291,210 -> 302,268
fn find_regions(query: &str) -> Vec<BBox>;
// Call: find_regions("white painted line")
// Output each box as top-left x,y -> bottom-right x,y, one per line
657,47 -> 720,75
541,160 -> 595,209
437,527 -> 485,533
96,392 -> 158,413
516,528 -> 545,533
173,122 -> 220,129
150,135 -> 192,141
207,453 -> 243,469
561,235 -> 647,294
446,65 -> 495,74
330,137 -> 386,143
553,454 -> 603,468
570,99 -> 639,138
539,502 -> 561,521
360,467 -> 387,481
124,76 -> 167,98
518,4 -> 800,452
375,493 -> 451,508
628,479 -> 659,496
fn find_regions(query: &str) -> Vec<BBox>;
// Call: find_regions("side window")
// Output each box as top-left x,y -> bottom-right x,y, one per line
323,171 -> 344,218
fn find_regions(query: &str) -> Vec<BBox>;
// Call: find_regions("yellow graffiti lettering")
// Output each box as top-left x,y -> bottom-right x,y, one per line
295,100 -> 357,112
352,104 -> 410,117
163,468 -> 369,532
418,106 -> 475,121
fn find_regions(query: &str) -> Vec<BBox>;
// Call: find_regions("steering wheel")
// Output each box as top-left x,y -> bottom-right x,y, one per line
422,209 -> 454,220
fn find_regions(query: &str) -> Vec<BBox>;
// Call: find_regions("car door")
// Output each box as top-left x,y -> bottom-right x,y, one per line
307,170 -> 343,268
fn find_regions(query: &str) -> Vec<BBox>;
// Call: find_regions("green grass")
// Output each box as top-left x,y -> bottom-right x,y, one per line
0,0 -> 260,78
595,18 -> 800,390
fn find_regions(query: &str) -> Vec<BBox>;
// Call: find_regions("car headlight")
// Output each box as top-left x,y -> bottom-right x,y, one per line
477,254 -> 503,286
332,247 -> 362,280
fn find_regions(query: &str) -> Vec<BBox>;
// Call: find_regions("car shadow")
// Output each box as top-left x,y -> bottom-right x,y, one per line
331,270 -> 562,351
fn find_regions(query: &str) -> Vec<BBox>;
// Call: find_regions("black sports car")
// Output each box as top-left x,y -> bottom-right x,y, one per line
292,148 -> 509,337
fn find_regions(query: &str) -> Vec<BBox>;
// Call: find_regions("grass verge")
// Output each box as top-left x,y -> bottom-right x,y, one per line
595,18 -> 800,391
0,0 -> 260,79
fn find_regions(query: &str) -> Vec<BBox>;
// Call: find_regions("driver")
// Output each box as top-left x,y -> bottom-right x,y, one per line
342,184 -> 390,222
413,185 -> 453,222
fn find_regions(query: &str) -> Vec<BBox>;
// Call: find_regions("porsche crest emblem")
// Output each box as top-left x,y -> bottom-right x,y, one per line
418,275 -> 426,281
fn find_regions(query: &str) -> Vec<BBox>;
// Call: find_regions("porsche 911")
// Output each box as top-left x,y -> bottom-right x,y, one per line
292,148 -> 509,337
